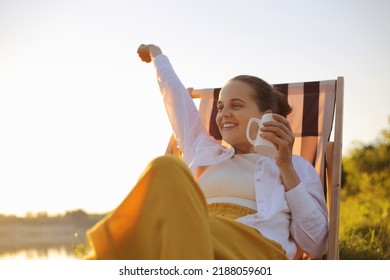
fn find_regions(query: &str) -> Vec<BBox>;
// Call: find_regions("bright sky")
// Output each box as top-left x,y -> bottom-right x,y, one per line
1,0 -> 389,216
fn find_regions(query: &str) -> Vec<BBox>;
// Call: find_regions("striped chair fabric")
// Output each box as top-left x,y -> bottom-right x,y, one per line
166,77 -> 344,260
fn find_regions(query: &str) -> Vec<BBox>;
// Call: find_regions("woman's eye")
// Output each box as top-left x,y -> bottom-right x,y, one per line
232,103 -> 242,109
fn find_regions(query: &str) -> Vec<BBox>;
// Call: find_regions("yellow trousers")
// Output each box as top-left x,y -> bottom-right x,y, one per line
85,156 -> 287,260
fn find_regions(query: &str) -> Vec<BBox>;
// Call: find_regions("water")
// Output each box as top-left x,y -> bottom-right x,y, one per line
0,246 -> 78,260
0,223 -> 92,260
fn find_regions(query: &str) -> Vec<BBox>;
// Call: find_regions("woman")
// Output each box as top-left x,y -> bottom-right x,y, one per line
85,44 -> 328,260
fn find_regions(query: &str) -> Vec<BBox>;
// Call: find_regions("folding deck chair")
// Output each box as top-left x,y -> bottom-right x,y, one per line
165,77 -> 344,260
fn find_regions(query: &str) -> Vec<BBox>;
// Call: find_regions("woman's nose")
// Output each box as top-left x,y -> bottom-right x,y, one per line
220,107 -> 232,117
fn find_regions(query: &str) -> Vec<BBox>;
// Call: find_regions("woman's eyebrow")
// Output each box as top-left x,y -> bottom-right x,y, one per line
217,98 -> 246,105
230,98 -> 246,103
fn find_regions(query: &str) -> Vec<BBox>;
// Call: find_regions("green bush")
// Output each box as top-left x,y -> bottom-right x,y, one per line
339,117 -> 390,259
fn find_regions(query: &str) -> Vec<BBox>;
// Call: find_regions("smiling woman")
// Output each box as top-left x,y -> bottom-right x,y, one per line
1,0 -> 389,264
215,76 -> 292,155
216,82 -> 263,154
82,44 -> 328,260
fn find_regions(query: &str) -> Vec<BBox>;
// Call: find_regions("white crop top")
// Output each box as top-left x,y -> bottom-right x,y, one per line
197,153 -> 259,210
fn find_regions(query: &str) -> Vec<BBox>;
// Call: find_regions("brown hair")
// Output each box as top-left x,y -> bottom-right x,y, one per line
230,75 -> 292,117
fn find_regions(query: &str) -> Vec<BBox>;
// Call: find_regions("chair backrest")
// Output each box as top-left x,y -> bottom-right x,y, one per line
165,77 -> 344,260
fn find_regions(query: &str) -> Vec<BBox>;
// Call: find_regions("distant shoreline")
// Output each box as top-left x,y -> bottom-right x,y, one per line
0,210 -> 105,252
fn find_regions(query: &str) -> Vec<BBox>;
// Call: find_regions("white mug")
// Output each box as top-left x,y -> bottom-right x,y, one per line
246,113 -> 277,157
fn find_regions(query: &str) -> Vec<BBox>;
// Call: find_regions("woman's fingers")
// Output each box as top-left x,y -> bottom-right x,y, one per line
137,44 -> 162,63
260,114 -> 294,150
137,44 -> 152,63
262,117 -> 293,140
269,114 -> 292,134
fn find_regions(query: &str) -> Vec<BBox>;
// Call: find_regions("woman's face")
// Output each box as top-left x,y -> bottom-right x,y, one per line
216,80 -> 268,154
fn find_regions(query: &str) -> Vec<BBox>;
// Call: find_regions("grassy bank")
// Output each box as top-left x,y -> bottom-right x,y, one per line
339,191 -> 389,259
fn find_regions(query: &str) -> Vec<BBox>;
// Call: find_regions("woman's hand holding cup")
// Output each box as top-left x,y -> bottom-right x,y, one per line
246,113 -> 278,157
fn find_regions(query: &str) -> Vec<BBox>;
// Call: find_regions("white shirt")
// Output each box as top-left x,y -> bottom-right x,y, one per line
153,54 -> 328,259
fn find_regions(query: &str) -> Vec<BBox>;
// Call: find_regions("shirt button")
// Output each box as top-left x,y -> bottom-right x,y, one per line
256,178 -> 261,182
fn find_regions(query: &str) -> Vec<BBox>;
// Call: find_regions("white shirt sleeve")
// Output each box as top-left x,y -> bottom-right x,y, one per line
285,156 -> 329,258
153,55 -> 223,169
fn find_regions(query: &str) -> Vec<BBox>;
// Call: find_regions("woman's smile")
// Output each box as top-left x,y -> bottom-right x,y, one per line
221,122 -> 238,130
